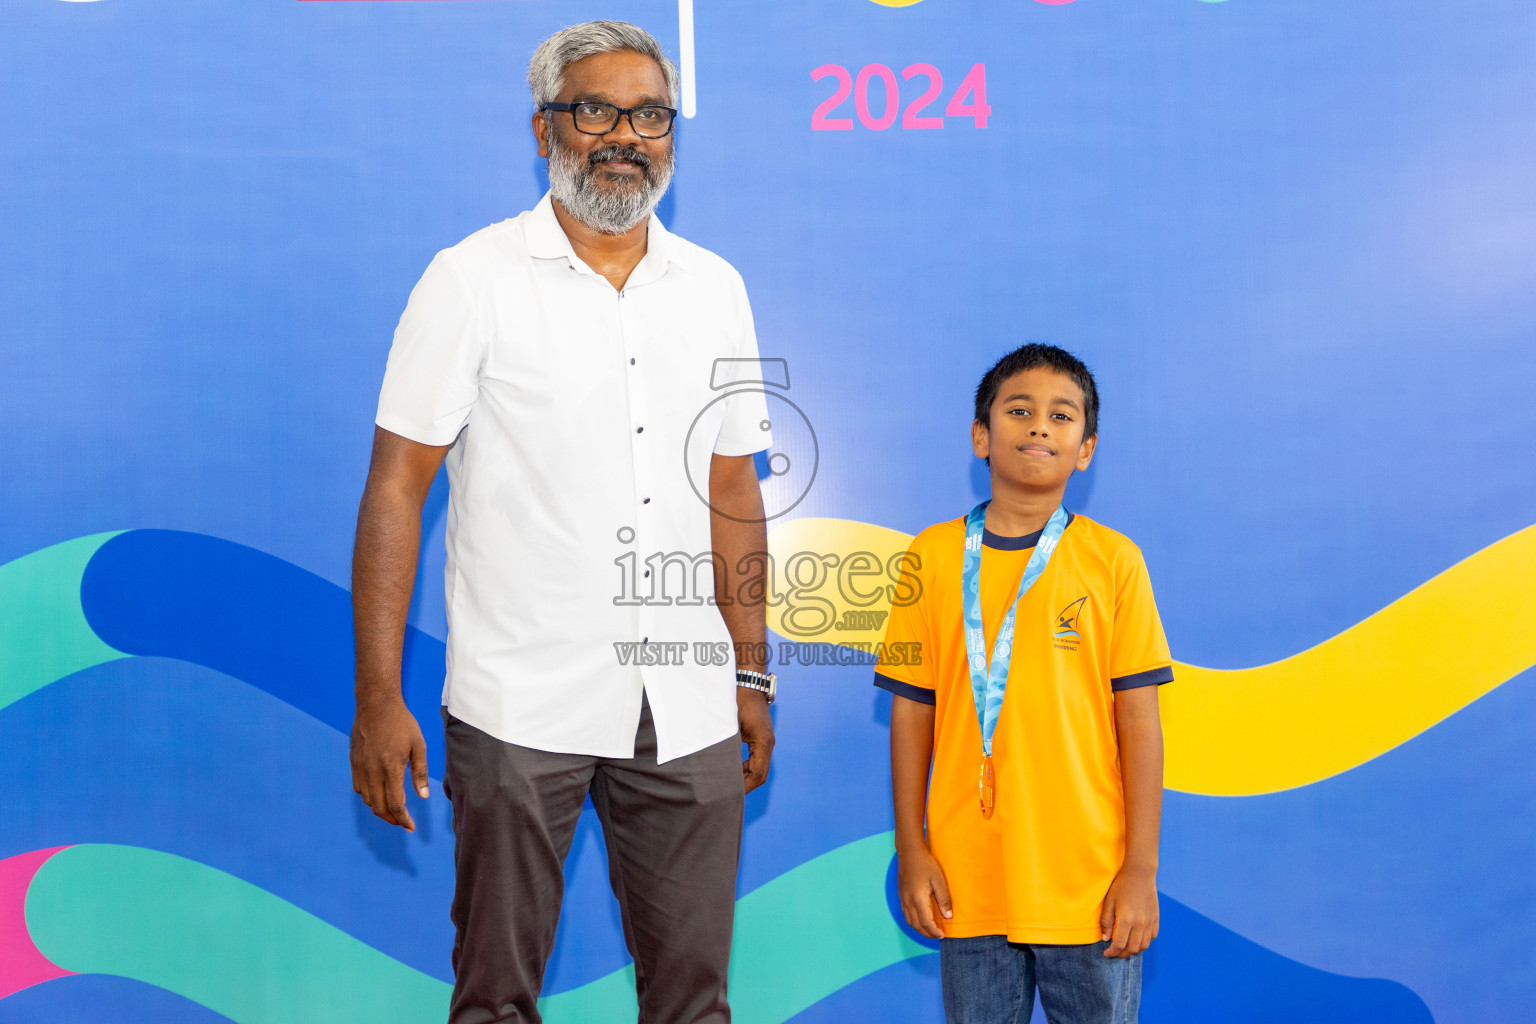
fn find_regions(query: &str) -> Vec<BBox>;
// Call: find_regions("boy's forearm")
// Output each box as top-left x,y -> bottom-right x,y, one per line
1115,685 -> 1164,876
890,695 -> 936,856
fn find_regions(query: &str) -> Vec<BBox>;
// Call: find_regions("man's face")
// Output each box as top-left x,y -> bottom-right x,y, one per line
971,367 -> 1097,490
534,50 -> 676,234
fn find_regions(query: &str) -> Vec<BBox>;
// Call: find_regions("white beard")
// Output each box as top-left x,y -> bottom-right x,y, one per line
546,132 -> 675,235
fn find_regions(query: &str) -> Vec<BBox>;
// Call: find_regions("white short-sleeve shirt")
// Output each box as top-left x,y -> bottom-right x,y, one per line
376,193 -> 772,763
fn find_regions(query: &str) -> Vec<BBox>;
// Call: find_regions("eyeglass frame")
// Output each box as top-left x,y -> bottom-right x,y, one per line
540,101 -> 679,139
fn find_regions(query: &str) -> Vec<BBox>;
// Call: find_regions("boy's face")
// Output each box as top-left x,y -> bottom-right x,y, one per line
971,367 -> 1097,490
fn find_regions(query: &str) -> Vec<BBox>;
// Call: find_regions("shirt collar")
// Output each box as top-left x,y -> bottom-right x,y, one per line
524,191 -> 685,279
981,510 -> 1076,550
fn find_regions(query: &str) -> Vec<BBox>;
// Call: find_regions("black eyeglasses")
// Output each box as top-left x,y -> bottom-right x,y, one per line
542,101 -> 678,139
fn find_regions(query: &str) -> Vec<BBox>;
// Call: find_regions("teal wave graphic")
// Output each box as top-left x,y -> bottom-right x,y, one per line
540,832 -> 926,1023
28,844 -> 449,1024
0,532 -> 930,1021
0,532 -> 125,711
0,530 -> 1435,1022
22,837 -> 919,1024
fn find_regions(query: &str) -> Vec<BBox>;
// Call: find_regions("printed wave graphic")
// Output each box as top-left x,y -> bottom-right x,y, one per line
13,845 -> 449,1022
0,837 -> 1432,1024
0,532 -> 926,1020
0,530 -> 1435,1021
0,838 -> 921,1024
765,517 -> 1536,795
13,524 -> 1530,796
0,530 -> 448,772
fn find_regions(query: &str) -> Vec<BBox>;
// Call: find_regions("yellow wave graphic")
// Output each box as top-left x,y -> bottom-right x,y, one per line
765,519 -> 1536,796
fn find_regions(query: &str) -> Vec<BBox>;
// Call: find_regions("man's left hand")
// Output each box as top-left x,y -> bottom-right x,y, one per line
738,688 -> 774,793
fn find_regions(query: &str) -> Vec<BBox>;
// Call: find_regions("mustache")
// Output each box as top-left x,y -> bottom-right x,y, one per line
589,145 -> 652,169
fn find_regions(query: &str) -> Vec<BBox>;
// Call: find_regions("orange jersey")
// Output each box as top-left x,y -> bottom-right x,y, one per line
876,512 -> 1173,943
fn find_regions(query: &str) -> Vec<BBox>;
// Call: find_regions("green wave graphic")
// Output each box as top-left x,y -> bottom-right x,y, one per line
25,836 -> 924,1024
729,831 -> 927,1023
27,844 -> 450,1024
538,831 -> 926,1023
5,534 -> 927,1016
0,533 -> 125,711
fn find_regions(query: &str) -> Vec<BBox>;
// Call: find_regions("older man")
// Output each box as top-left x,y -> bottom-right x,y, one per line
349,22 -> 776,1024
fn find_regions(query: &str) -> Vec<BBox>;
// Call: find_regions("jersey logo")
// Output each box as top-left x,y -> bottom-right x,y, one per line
1053,596 -> 1087,651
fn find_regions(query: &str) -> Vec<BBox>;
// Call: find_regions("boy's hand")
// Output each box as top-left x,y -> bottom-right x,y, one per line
897,845 -> 953,939
1100,868 -> 1158,957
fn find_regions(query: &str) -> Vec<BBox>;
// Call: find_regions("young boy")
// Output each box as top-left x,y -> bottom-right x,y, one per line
876,344 -> 1172,1024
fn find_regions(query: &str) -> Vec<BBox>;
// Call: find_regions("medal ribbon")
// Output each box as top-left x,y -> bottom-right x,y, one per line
962,501 -> 1070,757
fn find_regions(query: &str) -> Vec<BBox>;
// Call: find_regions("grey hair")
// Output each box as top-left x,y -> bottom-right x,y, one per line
527,21 -> 679,111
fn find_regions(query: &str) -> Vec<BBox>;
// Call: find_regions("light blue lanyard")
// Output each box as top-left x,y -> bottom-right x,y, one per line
962,501 -> 1070,756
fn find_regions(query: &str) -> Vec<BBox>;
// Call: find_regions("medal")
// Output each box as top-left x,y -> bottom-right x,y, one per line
979,755 -> 996,819
962,501 -> 1069,818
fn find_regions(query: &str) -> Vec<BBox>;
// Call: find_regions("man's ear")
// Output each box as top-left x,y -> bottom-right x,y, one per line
1075,433 -> 1097,471
533,113 -> 551,159
971,419 -> 991,460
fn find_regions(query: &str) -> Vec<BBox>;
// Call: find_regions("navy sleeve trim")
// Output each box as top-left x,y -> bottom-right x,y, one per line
874,672 -> 937,705
1111,665 -> 1175,691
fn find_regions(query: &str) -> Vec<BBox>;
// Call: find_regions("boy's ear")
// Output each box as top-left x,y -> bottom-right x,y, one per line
1075,433 -> 1097,471
971,419 -> 990,460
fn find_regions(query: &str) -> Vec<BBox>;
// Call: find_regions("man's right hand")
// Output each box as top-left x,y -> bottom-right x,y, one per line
351,427 -> 449,832
896,844 -> 954,939
350,698 -> 430,831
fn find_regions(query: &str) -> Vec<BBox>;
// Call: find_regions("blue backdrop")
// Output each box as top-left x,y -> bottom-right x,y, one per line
3,1 -> 1534,1022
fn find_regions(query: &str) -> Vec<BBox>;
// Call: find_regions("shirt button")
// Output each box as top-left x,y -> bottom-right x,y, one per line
630,357 -> 636,365
644,569 -> 651,578
642,636 -> 649,644
636,426 -> 644,434
643,497 -> 651,504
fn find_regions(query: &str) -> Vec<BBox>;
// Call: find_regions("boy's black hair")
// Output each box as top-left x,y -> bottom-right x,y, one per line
973,343 -> 1099,441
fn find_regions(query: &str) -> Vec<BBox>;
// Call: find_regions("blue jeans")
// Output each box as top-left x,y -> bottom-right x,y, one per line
940,936 -> 1141,1024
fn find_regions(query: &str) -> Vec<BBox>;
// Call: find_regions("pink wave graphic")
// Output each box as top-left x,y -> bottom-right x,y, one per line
0,847 -> 74,999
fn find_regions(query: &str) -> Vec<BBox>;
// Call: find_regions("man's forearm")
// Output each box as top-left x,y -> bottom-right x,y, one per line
713,531 -> 767,672
709,455 -> 768,673
352,484 -> 424,703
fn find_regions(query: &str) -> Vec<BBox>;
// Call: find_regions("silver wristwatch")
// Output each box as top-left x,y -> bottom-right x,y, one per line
736,669 -> 777,704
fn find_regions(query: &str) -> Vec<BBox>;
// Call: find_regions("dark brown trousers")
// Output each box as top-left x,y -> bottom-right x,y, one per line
441,699 -> 744,1024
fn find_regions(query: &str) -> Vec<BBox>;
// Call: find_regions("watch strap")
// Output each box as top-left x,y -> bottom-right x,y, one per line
736,669 -> 776,703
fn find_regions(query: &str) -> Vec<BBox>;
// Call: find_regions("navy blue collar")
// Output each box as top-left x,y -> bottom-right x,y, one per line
982,510 -> 1074,550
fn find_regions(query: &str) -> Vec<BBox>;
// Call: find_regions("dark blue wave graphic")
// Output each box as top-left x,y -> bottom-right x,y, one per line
6,661 -> 1435,1023
787,956 -> 941,1024
24,528 -> 1438,1020
1162,663 -> 1536,1023
0,975 -> 234,1024
6,661 -> 459,984
788,913 -> 1434,1024
1138,897 -> 1431,1023
80,529 -> 449,777
870,856 -> 1431,1023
